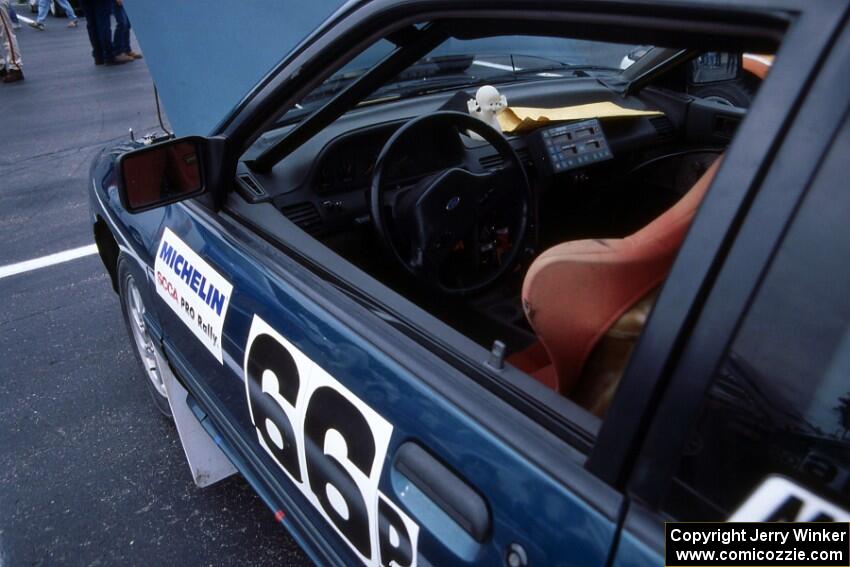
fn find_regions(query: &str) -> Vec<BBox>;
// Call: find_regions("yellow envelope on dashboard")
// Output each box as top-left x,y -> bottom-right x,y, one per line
498,102 -> 663,133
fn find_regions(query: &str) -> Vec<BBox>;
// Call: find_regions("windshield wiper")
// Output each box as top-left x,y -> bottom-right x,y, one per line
366,75 -> 484,101
489,63 -> 620,79
275,56 -> 620,126
365,61 -> 617,102
276,56 -> 476,124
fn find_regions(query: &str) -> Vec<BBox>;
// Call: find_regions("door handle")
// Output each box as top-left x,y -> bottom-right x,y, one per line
394,442 -> 491,542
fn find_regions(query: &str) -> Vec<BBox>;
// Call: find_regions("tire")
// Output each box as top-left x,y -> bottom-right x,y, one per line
690,77 -> 758,108
118,259 -> 172,418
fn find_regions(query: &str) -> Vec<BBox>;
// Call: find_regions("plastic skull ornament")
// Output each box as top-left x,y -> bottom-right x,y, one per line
467,85 -> 508,134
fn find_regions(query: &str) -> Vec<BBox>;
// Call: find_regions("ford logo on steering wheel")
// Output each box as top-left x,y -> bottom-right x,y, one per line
446,196 -> 461,211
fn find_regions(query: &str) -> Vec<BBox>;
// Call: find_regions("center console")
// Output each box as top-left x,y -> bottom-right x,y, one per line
529,118 -> 613,175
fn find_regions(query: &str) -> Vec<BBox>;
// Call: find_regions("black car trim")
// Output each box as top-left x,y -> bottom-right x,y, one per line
588,0 -> 849,489
626,13 -> 850,510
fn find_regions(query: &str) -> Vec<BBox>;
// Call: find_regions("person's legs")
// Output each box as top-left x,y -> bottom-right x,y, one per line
6,3 -> 18,24
79,0 -> 111,63
0,0 -> 23,81
92,0 -> 112,62
35,0 -> 47,23
54,0 -> 76,24
79,0 -> 101,61
112,1 -> 129,54
82,0 -> 129,64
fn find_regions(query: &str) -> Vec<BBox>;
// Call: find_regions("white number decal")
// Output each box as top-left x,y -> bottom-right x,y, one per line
730,475 -> 850,522
245,315 -> 418,567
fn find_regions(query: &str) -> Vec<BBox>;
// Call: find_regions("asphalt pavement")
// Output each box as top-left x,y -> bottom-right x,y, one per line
0,8 -> 310,566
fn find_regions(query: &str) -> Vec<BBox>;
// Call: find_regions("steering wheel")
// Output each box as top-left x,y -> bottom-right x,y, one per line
371,111 -> 531,295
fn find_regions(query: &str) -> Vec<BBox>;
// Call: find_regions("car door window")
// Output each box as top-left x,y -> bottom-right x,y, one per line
661,127 -> 850,521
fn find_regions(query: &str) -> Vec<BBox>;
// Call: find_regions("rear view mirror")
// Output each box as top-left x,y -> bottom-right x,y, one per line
689,52 -> 742,84
117,136 -> 206,213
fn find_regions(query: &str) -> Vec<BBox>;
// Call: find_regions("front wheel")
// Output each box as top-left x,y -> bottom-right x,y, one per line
119,260 -> 172,418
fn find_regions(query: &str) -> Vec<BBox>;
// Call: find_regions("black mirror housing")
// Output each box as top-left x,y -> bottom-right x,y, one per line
117,135 -> 220,214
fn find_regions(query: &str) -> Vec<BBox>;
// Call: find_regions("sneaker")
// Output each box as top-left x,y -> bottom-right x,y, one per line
106,53 -> 134,65
67,19 -> 77,28
126,51 -> 143,59
27,21 -> 45,30
3,69 -> 24,83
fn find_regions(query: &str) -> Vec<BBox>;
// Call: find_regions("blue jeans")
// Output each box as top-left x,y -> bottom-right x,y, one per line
6,4 -> 18,23
112,1 -> 130,55
79,0 -> 113,63
36,0 -> 76,23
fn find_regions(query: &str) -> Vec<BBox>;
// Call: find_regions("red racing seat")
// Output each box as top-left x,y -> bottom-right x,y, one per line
518,158 -> 722,411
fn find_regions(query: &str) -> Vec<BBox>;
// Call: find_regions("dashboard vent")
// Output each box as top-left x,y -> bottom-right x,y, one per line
237,173 -> 266,198
515,147 -> 531,166
479,153 -> 504,170
650,116 -> 675,141
479,148 -> 532,171
281,202 -> 322,235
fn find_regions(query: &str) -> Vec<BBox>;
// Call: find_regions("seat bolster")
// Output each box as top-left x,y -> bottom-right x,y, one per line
520,158 -> 721,394
522,239 -> 674,393
743,54 -> 772,80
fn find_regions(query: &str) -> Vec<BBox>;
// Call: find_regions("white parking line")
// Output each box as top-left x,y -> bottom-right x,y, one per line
0,244 -> 98,280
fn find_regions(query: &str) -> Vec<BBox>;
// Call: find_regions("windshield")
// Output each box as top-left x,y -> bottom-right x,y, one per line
279,35 -> 641,124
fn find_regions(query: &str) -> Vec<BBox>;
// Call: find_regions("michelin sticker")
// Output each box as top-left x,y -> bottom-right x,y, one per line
154,228 -> 233,363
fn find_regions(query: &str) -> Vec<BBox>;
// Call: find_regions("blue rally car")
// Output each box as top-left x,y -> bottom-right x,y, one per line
89,0 -> 850,564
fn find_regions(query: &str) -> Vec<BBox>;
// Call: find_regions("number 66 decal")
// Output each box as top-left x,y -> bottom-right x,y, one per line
244,315 -> 419,567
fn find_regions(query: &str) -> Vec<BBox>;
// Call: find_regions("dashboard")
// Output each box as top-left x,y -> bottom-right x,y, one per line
314,125 -> 393,195
313,121 -> 465,196
236,77 -> 683,238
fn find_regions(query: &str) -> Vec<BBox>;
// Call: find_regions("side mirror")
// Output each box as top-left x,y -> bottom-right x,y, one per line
117,136 -> 207,213
689,52 -> 742,85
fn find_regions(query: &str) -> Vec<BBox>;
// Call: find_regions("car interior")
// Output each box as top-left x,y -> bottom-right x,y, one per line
230,21 -> 774,423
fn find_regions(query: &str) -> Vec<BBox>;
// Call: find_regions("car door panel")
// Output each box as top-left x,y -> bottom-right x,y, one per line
152,202 -> 622,566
